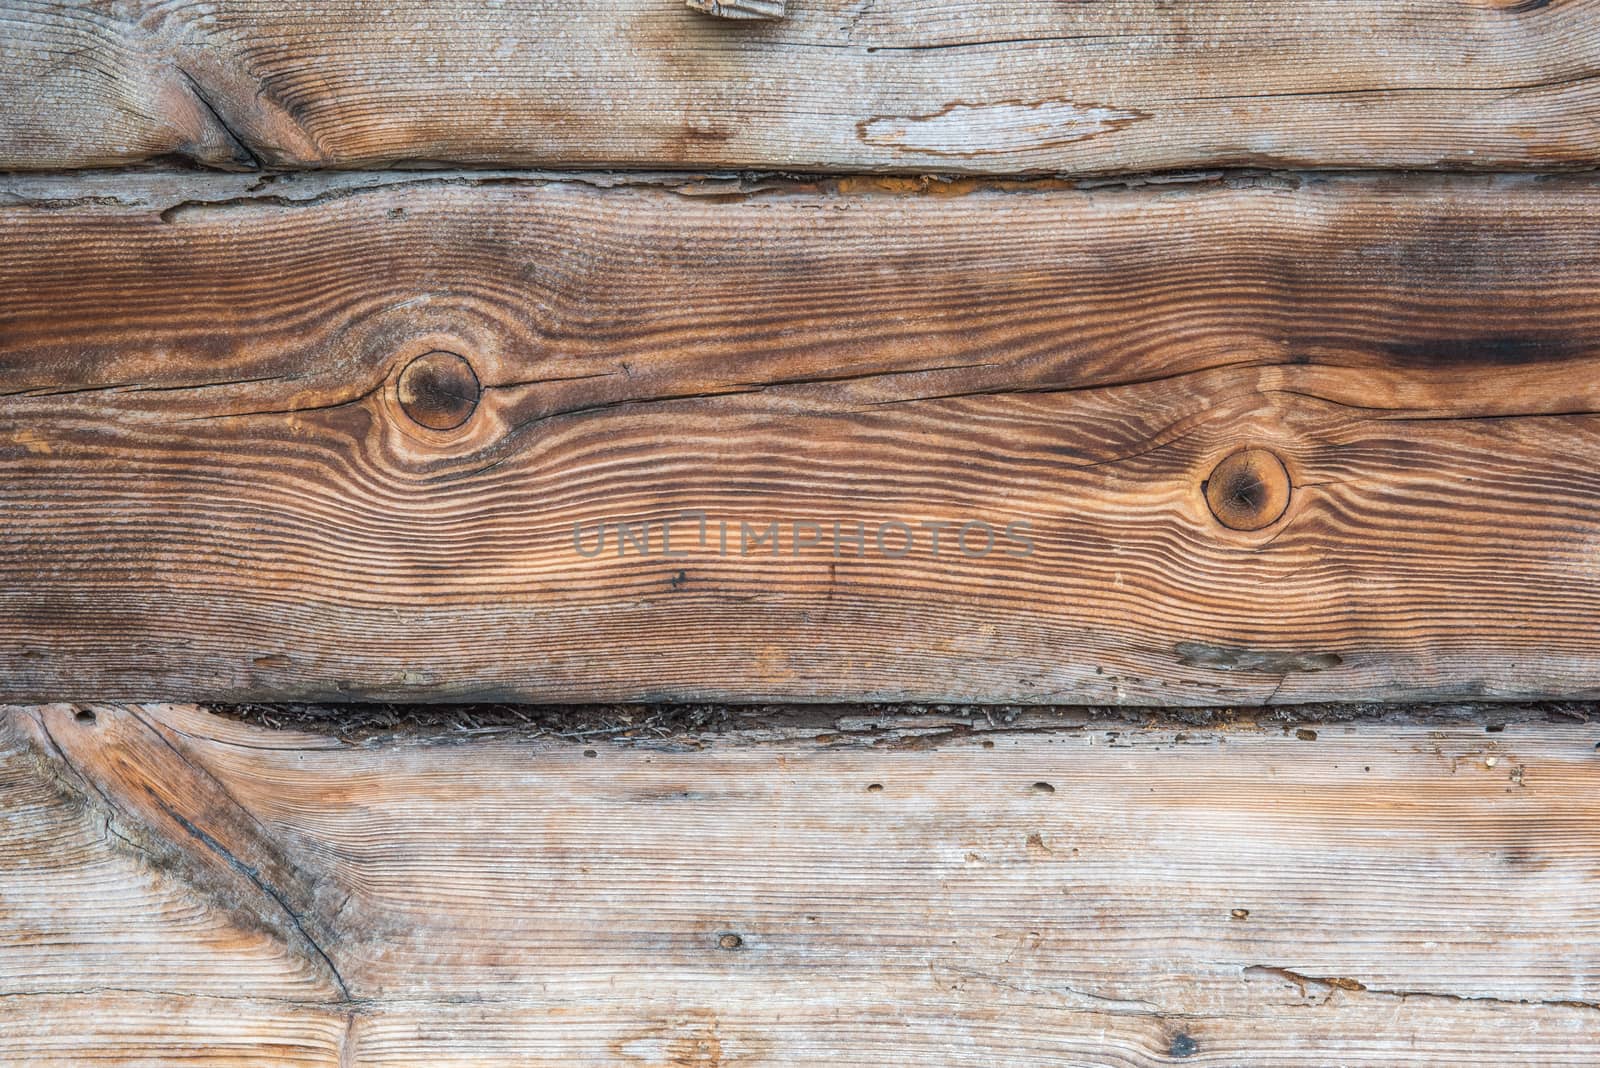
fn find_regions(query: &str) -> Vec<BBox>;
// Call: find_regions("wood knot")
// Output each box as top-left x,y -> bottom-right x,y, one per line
1203,449 -> 1290,531
397,351 -> 480,431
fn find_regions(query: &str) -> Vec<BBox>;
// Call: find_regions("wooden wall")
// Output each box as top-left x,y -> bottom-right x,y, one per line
5,2 -> 1600,1063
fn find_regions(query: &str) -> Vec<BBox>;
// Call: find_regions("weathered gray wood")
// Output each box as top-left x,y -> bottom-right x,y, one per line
5,0 -> 1600,172
686,0 -> 785,19
2,703 -> 1596,1065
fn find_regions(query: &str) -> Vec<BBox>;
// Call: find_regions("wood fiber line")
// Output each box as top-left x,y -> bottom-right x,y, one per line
1,703 -> 1597,1064
4,0 -> 1600,172
4,172 -> 1600,704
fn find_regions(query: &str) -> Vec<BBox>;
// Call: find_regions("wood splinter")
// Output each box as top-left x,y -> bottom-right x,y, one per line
686,0 -> 785,19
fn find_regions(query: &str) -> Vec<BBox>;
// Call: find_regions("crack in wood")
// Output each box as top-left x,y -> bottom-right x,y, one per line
1245,966 -> 1600,1013
175,66 -> 261,170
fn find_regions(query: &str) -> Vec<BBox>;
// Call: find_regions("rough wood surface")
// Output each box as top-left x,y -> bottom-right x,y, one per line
2,703 -> 1596,1065
6,171 -> 1600,705
6,0 -> 1600,173
685,0 -> 785,20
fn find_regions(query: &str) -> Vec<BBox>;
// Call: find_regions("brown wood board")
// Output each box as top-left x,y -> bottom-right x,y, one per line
4,171 -> 1600,704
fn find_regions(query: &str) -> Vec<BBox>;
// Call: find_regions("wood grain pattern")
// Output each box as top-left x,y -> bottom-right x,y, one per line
3,703 -> 1597,1064
6,171 -> 1600,705
6,0 -> 1600,172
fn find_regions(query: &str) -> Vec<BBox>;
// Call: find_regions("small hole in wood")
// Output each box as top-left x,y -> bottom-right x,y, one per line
717,932 -> 744,950
74,709 -> 96,725
866,783 -> 883,793
1031,781 -> 1055,794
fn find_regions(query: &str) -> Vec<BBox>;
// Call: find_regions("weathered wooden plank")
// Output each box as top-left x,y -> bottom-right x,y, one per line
6,171 -> 1600,704
5,0 -> 1600,173
686,0 -> 786,20
3,703 -> 1597,1064
0,995 -> 348,1067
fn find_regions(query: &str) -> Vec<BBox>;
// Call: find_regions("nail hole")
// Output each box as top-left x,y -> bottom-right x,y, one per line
74,709 -> 96,725
866,783 -> 883,793
1031,781 -> 1055,794
1486,723 -> 1505,733
583,749 -> 597,758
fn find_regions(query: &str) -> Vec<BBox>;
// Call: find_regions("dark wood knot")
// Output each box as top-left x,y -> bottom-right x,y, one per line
1204,449 -> 1290,531
397,351 -> 480,431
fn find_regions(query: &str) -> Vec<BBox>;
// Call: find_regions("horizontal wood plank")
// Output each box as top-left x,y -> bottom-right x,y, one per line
6,0 -> 1600,172
6,171 -> 1600,704
3,703 -> 1597,1064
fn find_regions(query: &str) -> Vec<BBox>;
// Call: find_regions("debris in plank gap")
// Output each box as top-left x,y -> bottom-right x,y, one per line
201,701 -> 1600,743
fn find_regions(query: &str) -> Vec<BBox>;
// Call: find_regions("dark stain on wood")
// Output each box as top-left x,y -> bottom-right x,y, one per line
1384,333 -> 1596,369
